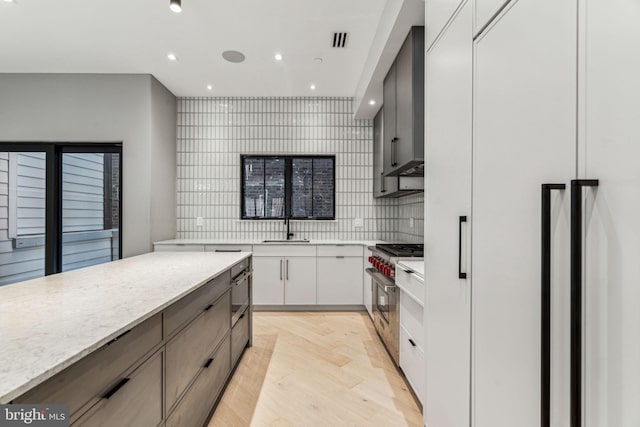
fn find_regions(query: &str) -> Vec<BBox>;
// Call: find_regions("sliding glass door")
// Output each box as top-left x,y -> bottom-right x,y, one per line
0,143 -> 122,286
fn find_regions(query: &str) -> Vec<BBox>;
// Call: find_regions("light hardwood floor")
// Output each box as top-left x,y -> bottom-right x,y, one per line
209,311 -> 423,427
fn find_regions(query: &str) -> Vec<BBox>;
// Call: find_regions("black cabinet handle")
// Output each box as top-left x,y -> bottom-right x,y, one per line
239,313 -> 245,319
203,357 -> 215,368
380,172 -> 386,193
102,378 -> 130,399
408,338 -> 417,347
391,138 -> 399,167
540,183 -> 565,427
215,249 -> 241,252
204,304 -> 214,312
570,179 -> 598,427
458,216 -> 467,279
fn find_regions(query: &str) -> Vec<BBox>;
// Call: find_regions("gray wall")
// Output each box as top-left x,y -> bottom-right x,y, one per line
0,74 -> 176,257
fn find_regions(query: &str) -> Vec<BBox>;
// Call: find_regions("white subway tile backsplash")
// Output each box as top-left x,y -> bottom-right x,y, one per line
175,97 -> 423,242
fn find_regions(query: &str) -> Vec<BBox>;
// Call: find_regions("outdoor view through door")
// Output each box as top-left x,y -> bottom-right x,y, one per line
0,144 -> 122,286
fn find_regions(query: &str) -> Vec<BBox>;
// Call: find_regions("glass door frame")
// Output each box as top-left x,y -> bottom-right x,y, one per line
0,142 -> 123,277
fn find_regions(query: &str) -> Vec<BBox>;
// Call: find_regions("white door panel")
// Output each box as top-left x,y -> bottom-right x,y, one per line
252,257 -> 284,305
473,0 -> 576,425
424,3 -> 472,427
582,0 -> 640,424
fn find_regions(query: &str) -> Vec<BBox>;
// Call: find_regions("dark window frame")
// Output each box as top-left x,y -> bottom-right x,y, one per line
241,154 -> 336,220
0,142 -> 123,276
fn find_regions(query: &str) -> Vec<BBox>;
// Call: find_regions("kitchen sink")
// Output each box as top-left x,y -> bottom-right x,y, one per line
261,239 -> 310,243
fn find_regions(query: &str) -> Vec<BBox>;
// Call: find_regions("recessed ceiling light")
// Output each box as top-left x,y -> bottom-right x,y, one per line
222,50 -> 246,63
169,0 -> 181,13
313,57 -> 323,64
207,85 -> 213,91
274,53 -> 283,61
167,53 -> 177,61
310,84 -> 316,91
369,100 -> 376,106
3,0 -> 15,3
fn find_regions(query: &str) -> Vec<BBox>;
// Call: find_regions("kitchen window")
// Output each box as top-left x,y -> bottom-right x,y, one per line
241,155 -> 335,220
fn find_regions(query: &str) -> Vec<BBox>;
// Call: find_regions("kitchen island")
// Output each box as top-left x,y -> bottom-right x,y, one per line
0,251 -> 252,426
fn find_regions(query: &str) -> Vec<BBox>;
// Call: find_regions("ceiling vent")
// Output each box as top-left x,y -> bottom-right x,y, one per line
332,32 -> 348,48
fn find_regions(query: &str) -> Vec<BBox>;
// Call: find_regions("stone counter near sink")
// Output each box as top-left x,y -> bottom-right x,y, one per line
0,251 -> 250,405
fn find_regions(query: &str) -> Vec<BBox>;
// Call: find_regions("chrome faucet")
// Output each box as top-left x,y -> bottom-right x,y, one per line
284,216 -> 294,240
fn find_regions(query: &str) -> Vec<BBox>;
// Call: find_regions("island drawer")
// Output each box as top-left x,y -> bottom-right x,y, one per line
165,291 -> 231,412
164,270 -> 231,338
14,313 -> 162,418
231,307 -> 250,366
166,335 -> 231,427
72,350 -> 163,427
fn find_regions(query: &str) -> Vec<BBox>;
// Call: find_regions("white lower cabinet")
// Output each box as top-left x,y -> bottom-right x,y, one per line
317,256 -> 363,305
399,282 -> 425,405
284,256 -> 317,305
252,257 -> 285,305
252,256 -> 317,305
363,249 -> 373,319
400,325 -> 425,405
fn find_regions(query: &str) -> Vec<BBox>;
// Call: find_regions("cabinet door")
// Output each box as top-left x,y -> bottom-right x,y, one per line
473,0 -> 576,424
474,0 -> 510,35
395,27 -> 424,168
424,5 -> 472,426
426,0 -> 466,50
284,256 -> 317,305
383,62 -> 397,175
373,108 -> 397,197
317,257 -> 363,305
581,0 -> 640,424
252,257 -> 284,305
363,250 -> 373,318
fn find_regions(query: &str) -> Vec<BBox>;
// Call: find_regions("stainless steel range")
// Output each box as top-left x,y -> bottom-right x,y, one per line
366,243 -> 424,366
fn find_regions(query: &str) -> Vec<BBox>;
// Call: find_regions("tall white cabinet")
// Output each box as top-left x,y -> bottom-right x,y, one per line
473,0 -> 577,424
424,0 -> 640,425
423,2 -> 473,427
580,0 -> 640,424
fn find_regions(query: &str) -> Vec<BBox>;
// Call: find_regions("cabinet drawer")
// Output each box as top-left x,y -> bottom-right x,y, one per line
252,244 -> 316,257
166,335 -> 231,427
400,291 -> 424,350
15,314 -> 162,418
154,244 -> 204,252
231,257 -> 251,279
399,326 -> 425,404
231,308 -> 250,365
73,350 -> 163,427
231,272 -> 250,326
316,245 -> 363,257
164,270 -> 231,338
166,291 -> 231,411
395,265 -> 424,306
205,244 -> 253,253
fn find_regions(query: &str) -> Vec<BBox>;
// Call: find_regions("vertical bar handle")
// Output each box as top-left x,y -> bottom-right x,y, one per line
540,183 -> 565,427
280,259 -> 283,281
391,137 -> 399,167
570,179 -> 598,427
458,216 -> 467,279
286,259 -> 289,281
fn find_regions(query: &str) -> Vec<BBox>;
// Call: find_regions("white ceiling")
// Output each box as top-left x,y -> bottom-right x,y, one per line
0,0 -> 387,97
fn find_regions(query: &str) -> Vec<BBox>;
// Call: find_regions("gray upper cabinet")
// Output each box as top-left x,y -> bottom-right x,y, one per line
374,107 -> 423,198
383,26 -> 425,177
374,108 -> 398,197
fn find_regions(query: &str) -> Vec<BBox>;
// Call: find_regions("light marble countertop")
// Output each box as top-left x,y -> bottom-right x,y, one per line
0,251 -> 249,404
397,260 -> 425,279
153,238 -> 385,246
